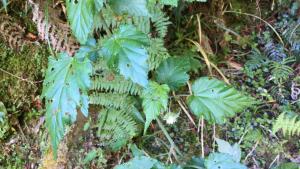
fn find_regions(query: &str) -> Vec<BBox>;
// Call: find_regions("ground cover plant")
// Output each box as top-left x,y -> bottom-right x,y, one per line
0,0 -> 299,168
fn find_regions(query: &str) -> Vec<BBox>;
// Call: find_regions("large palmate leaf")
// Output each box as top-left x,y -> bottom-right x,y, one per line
42,53 -> 92,156
67,0 -> 95,44
142,81 -> 170,133
109,0 -> 149,16
187,77 -> 254,124
155,57 -> 190,90
205,153 -> 247,169
101,25 -> 150,87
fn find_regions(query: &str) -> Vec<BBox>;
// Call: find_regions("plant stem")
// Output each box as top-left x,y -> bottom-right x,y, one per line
156,118 -> 182,157
201,116 -> 205,158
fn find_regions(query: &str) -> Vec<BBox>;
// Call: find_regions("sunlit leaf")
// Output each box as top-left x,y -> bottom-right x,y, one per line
101,25 -> 150,87
205,153 -> 247,169
142,81 -> 169,133
42,52 -> 92,157
188,77 -> 254,124
67,0 -> 95,44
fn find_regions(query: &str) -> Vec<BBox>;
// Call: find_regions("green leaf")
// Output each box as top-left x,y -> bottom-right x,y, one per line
101,25 -> 150,87
184,156 -> 205,169
205,153 -> 247,169
155,57 -> 189,90
114,156 -> 165,169
109,0 -> 149,16
67,0 -> 95,44
83,149 -> 98,164
1,0 -> 8,12
42,53 -> 92,157
187,77 -> 254,124
215,138 -> 241,162
142,81 -> 170,133
94,0 -> 104,12
160,0 -> 178,7
0,102 -> 6,123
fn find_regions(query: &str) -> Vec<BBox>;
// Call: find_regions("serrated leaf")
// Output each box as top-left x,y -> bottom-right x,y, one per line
67,0 -> 95,44
114,156 -> 165,169
155,57 -> 189,90
109,0 -> 149,16
187,77 -> 254,124
215,138 -> 241,162
205,153 -> 247,169
101,25 -> 150,87
42,53 -> 92,157
142,81 -> 170,133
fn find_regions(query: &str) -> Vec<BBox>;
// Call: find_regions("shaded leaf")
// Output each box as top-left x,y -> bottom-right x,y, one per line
109,0 -> 149,16
155,57 -> 189,90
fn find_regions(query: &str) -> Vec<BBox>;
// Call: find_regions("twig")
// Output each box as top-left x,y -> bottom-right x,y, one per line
200,116 -> 205,158
212,123 -> 216,152
172,92 -> 196,127
269,154 -> 280,169
238,128 -> 249,145
0,68 -> 42,84
224,11 -> 284,45
244,140 -> 259,163
156,118 -> 182,157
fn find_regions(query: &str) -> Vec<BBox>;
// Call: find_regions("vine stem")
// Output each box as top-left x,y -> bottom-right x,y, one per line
156,118 -> 182,157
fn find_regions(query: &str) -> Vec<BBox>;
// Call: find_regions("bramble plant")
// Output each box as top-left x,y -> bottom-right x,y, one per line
41,0 -> 255,163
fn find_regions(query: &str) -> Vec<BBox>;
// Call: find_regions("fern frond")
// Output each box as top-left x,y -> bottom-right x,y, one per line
90,92 -> 136,109
91,59 -> 142,95
147,38 -> 170,70
270,57 -> 294,83
273,113 -> 300,136
264,41 -> 287,61
244,49 -> 269,70
97,108 -> 138,150
148,4 -> 171,38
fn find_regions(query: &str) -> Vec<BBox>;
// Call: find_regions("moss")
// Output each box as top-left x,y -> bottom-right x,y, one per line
0,42 -> 48,113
